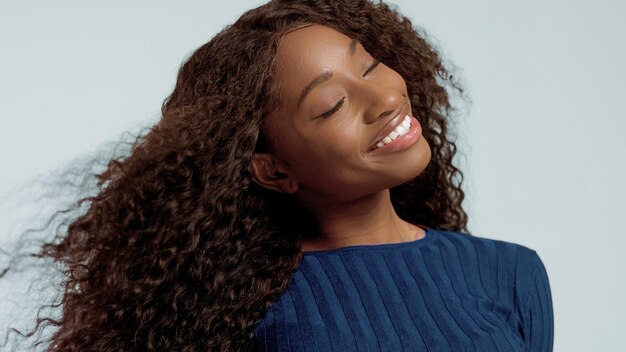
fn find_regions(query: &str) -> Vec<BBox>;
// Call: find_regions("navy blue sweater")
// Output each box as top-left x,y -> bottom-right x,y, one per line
252,227 -> 554,351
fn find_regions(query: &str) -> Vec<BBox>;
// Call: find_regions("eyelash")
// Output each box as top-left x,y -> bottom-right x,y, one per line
318,59 -> 381,119
363,59 -> 381,76
319,97 -> 345,118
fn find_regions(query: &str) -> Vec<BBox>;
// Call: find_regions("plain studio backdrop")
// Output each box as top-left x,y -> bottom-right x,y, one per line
1,0 -> 624,351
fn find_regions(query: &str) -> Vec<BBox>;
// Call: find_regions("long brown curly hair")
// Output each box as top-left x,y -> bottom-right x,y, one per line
3,0 -> 469,350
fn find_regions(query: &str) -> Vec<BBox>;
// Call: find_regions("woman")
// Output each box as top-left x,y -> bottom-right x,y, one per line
3,0 -> 553,351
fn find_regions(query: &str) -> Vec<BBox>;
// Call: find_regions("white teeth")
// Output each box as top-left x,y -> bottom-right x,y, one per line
374,114 -> 413,149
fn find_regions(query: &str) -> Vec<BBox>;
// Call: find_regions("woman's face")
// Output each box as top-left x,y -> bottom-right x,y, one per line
255,24 -> 431,203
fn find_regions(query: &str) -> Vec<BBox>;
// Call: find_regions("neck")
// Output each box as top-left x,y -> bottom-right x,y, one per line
298,189 -> 424,252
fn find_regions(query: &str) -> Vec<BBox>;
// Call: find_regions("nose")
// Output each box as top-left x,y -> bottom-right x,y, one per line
360,83 -> 406,124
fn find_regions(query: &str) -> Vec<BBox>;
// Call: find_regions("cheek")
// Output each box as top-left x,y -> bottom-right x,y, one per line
307,120 -> 360,163
288,127 -> 365,190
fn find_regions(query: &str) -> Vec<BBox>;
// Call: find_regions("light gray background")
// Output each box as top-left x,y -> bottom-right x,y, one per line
1,0 -> 625,351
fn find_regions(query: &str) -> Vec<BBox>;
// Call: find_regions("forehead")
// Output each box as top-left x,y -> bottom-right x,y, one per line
274,25 -> 353,103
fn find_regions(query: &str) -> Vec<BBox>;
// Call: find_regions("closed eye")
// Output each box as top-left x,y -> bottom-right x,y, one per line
318,96 -> 345,119
363,59 -> 380,76
317,59 -> 381,119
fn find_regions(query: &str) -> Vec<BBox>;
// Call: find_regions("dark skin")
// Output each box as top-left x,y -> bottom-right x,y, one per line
251,25 -> 432,252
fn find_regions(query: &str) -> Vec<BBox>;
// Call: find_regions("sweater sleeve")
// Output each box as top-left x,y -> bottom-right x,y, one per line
517,249 -> 554,352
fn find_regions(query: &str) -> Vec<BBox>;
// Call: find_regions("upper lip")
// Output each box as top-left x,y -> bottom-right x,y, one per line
367,104 -> 410,151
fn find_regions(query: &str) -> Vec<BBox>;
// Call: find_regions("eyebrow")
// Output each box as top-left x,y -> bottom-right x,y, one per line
297,38 -> 359,107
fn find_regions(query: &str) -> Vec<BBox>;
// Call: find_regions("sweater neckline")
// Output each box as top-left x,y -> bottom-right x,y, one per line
301,226 -> 437,256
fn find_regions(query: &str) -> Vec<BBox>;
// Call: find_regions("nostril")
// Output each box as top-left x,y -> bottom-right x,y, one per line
377,109 -> 396,120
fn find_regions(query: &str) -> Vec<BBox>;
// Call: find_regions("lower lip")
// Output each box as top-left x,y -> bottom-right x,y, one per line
370,116 -> 422,154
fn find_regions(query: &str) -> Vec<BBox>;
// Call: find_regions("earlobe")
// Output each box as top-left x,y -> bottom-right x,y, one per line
250,153 -> 299,194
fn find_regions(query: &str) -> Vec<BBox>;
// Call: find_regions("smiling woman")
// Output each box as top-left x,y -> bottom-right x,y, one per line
253,25 -> 430,214
251,24 -> 433,251
1,0 -> 553,351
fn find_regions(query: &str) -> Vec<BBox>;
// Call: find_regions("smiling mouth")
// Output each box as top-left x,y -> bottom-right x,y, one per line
372,115 -> 412,149
368,104 -> 411,151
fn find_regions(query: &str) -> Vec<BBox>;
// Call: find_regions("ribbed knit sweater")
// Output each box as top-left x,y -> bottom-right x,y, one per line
252,227 -> 554,351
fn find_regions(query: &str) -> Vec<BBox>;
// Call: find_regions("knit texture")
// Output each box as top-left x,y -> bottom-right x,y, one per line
252,227 -> 554,351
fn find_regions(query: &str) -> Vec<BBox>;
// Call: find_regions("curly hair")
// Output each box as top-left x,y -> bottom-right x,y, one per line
3,0 -> 469,350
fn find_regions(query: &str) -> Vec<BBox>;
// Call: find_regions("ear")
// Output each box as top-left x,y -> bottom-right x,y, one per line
250,153 -> 299,194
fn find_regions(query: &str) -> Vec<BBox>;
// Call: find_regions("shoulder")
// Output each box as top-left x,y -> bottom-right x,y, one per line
431,229 -> 553,349
431,227 -> 539,262
431,228 -> 547,291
